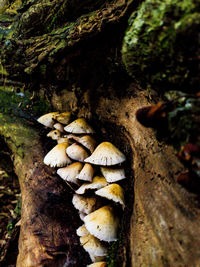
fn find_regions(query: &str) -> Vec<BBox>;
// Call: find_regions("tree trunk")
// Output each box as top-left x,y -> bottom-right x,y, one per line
0,0 -> 200,266
0,113 -> 89,266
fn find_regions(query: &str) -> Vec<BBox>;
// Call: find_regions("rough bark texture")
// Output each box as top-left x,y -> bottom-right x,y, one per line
51,85 -> 200,266
0,0 -> 200,266
0,114 -> 90,266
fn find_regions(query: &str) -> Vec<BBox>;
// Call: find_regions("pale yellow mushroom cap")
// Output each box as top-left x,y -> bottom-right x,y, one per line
67,134 -> 97,152
80,234 -> 107,256
84,142 -> 126,166
43,142 -> 71,167
64,118 -> 95,134
72,194 -> 100,214
95,184 -> 125,209
84,206 -> 119,242
100,167 -> 126,183
55,112 -> 71,125
76,224 -> 89,237
76,163 -> 95,182
53,122 -> 64,132
87,262 -> 107,267
37,112 -> 59,128
66,143 -> 89,162
57,162 -> 83,184
47,129 -> 62,140
76,176 -> 108,195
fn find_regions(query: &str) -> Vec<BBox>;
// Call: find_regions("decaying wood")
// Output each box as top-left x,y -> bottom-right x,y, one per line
78,87 -> 200,266
39,82 -> 200,266
0,113 -> 89,267
1,0 -> 200,265
1,0 -> 135,79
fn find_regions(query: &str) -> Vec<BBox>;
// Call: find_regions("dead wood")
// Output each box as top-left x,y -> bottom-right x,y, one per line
0,113 -> 89,267
77,87 -> 200,266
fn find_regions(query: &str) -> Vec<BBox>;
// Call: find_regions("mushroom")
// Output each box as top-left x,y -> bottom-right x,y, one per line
47,129 -> 62,140
72,194 -> 101,214
89,255 -> 106,264
76,163 -> 95,182
44,142 -> 71,167
100,167 -> 126,183
57,137 -> 70,144
79,211 -> 87,221
84,142 -> 126,166
55,112 -> 71,125
87,262 -> 107,267
57,162 -> 83,184
37,112 -> 59,128
66,143 -> 89,162
67,134 -> 97,152
84,206 -> 119,242
64,118 -> 95,134
76,176 -> 108,195
53,122 -> 64,132
80,234 -> 107,257
76,224 -> 89,237
95,184 -> 125,209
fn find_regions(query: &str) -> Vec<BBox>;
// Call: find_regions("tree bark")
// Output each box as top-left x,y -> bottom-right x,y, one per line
0,0 -> 200,266
83,88 -> 200,266
0,113 -> 89,266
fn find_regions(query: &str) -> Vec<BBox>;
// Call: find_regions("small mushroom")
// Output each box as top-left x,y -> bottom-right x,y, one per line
64,118 -> 95,134
87,262 -> 107,267
47,129 -> 62,140
79,211 -> 87,221
53,122 -> 64,132
100,167 -> 126,183
89,255 -> 106,264
66,143 -> 89,162
84,206 -> 119,242
67,134 -> 97,152
95,184 -> 125,209
37,112 -> 59,128
80,234 -> 107,257
76,176 -> 108,195
84,142 -> 126,166
57,137 -> 70,144
55,112 -> 71,125
57,162 -> 83,184
76,224 -> 89,237
72,194 -> 101,214
76,163 -> 95,182
44,142 -> 71,167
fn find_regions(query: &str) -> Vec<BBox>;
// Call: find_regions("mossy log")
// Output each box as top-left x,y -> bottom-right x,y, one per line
1,85 -> 200,266
0,112 -> 89,266
0,0 -> 200,266
1,0 -> 135,80
122,0 -> 200,92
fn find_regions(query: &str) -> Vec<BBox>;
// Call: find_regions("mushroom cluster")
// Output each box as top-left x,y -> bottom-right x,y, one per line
37,112 -> 127,266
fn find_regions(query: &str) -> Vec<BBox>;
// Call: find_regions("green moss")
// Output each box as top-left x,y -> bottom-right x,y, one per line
106,240 -> 119,267
46,1 -> 68,32
164,91 -> 200,150
0,88 -> 49,116
122,0 -> 200,92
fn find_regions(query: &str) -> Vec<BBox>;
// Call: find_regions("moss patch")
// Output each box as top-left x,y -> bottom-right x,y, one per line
122,0 -> 200,93
0,88 -> 49,117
